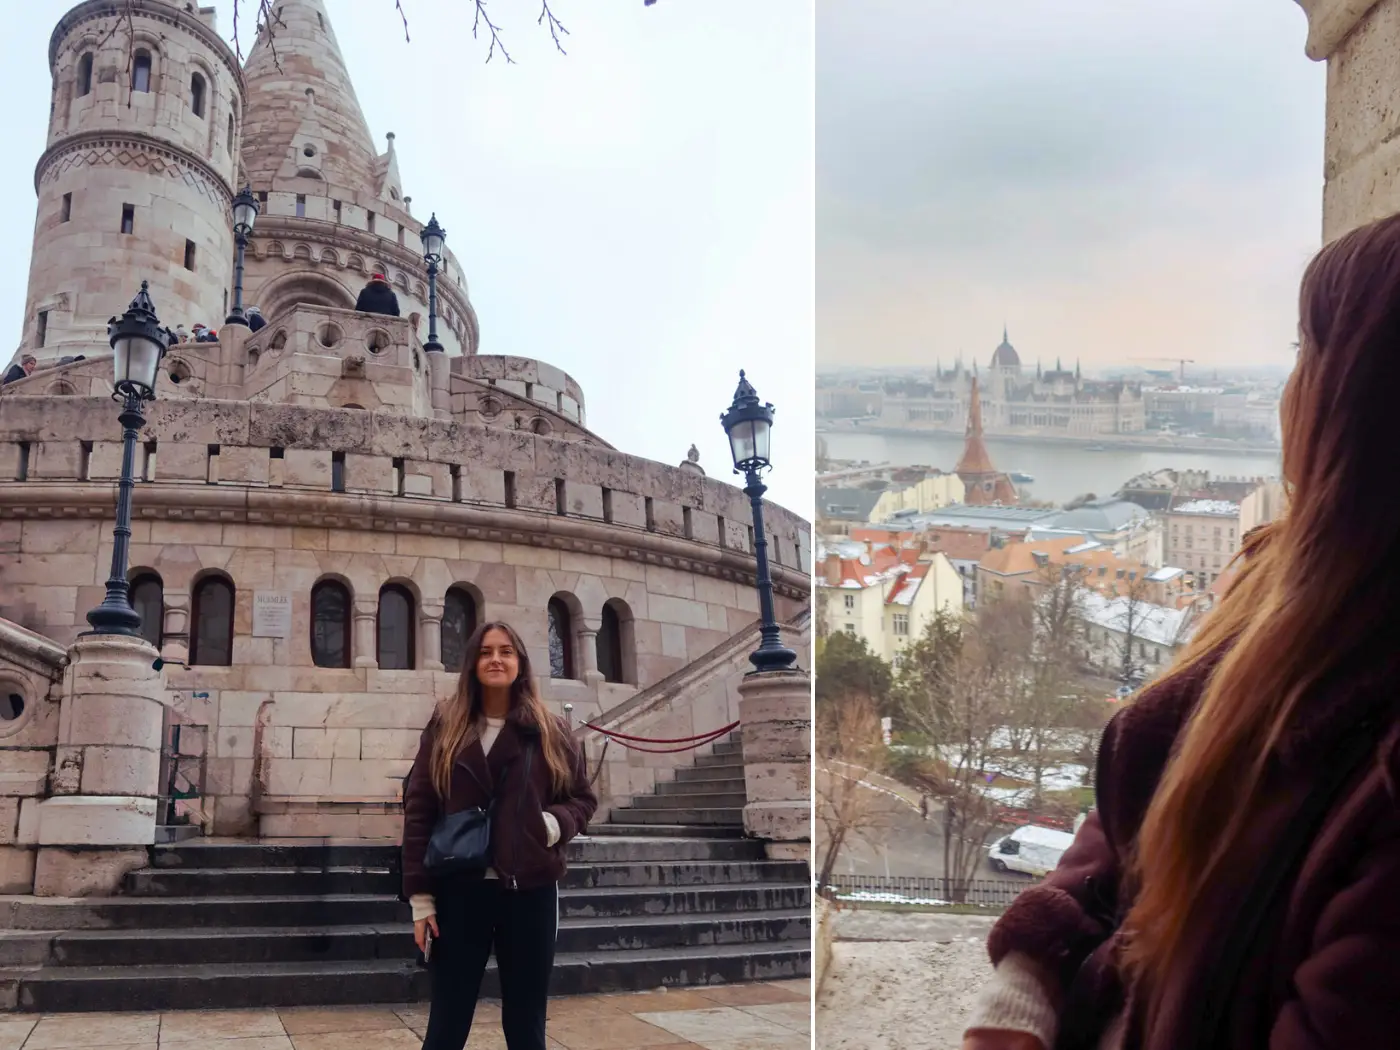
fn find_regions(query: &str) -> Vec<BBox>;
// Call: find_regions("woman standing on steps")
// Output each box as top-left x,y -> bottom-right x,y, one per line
401,621 -> 597,1050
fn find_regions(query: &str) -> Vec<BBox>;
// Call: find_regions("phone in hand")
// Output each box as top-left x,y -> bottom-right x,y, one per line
422,925 -> 434,963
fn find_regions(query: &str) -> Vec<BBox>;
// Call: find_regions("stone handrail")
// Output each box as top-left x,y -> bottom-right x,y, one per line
579,607 -> 812,737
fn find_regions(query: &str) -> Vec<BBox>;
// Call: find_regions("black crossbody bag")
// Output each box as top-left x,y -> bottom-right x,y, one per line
423,743 -> 533,877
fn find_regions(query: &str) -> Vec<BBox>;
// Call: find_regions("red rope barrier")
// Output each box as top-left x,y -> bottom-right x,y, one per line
579,721 -> 738,755
581,720 -> 739,746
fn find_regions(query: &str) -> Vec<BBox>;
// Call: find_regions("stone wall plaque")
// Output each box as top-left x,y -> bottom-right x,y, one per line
252,591 -> 293,638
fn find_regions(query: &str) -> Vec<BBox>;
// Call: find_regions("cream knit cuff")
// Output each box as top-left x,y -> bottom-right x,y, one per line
964,951 -> 1059,1048
543,811 -> 561,847
409,893 -> 436,923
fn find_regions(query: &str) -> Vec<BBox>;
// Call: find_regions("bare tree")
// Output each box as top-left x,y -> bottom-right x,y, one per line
1106,568 -> 1155,686
815,692 -> 893,894
898,605 -> 1018,900
1010,563 -> 1089,813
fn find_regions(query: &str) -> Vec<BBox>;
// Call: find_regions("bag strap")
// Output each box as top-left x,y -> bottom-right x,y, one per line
1192,718 -> 1380,1048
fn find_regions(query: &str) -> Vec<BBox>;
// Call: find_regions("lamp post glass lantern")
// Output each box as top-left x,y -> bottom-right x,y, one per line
86,282 -> 172,638
225,185 -> 259,327
721,371 -> 797,673
421,213 -> 446,352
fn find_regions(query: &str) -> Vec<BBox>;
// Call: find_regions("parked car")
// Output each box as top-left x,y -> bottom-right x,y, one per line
986,824 -> 1077,877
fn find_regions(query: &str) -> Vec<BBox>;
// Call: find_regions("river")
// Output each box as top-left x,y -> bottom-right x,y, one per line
821,430 -> 1282,507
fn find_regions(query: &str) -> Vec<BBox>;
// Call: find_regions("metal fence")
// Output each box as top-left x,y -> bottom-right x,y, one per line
818,873 -> 1033,908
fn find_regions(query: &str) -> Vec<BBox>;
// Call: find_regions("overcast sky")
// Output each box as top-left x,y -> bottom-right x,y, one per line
1,0 -> 814,516
818,0 -> 1325,375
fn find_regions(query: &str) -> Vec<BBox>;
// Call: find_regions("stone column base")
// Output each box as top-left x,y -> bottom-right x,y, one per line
763,839 -> 810,864
34,846 -> 148,897
743,798 -> 811,843
0,846 -> 36,894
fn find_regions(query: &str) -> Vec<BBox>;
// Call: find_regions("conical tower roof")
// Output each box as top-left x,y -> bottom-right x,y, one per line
956,375 -> 998,476
240,0 -> 381,195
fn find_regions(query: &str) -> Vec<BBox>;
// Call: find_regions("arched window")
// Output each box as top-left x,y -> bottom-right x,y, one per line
190,575 -> 234,666
377,584 -> 415,669
130,573 -> 164,650
597,600 -> 628,685
226,113 -> 235,153
190,72 -> 206,117
77,53 -> 93,97
547,597 -> 574,680
310,580 -> 351,668
132,50 -> 152,93
441,586 -> 478,675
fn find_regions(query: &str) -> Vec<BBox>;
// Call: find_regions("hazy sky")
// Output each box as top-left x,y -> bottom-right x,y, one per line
1,0 -> 814,516
818,0 -> 1325,375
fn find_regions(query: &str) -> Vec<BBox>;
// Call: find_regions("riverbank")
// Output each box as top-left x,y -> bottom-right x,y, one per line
818,421 -> 1279,458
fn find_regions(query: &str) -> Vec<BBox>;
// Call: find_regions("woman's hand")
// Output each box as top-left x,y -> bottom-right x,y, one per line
414,915 -> 439,954
961,1030 -> 1046,1050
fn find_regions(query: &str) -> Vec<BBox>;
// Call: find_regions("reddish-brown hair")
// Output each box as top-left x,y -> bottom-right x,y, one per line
1122,213 -> 1400,1002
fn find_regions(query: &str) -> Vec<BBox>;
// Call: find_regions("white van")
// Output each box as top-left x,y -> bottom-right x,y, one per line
987,824 -> 1076,877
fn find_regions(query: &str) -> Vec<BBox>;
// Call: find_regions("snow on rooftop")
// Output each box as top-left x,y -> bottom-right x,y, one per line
1172,499 -> 1239,516
1079,591 -> 1193,647
1147,566 -> 1185,581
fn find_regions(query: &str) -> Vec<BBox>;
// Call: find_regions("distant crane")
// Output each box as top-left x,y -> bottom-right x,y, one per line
1130,357 -> 1197,383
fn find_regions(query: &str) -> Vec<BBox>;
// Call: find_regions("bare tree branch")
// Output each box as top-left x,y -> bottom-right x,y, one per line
473,0 -> 516,65
538,0 -> 570,55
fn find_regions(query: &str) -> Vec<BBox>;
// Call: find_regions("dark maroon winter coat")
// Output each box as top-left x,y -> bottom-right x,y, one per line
988,649 -> 1400,1049
400,711 -> 596,897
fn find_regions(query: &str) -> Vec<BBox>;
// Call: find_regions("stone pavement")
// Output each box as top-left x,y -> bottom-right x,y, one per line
0,980 -> 810,1050
817,911 -> 996,1050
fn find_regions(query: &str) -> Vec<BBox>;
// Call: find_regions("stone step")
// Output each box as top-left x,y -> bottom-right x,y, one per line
148,836 -> 764,869
656,776 -> 748,795
0,910 -> 810,969
588,824 -> 745,839
630,792 -> 747,811
710,740 -> 743,756
123,861 -> 807,897
692,753 -> 746,769
6,941 -> 809,1012
0,884 -> 810,931
606,807 -> 747,826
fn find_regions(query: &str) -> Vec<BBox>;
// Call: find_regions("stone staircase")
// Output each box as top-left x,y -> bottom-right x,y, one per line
0,734 -> 810,1012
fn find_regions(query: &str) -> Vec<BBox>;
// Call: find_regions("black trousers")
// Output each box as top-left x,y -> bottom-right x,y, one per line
421,878 -> 559,1050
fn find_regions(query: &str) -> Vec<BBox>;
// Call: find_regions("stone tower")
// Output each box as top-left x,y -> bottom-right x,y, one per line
25,1 -> 245,361
956,375 -> 1018,505
237,0 -> 478,355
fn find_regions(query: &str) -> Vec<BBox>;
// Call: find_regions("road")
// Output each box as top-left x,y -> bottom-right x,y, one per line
820,764 -> 1029,882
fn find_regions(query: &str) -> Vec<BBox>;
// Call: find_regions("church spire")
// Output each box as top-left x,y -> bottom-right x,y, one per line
241,0 -> 382,196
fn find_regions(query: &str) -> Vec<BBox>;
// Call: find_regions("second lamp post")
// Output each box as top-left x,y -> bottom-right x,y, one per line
721,371 -> 798,674
225,185 -> 259,328
420,214 -> 446,352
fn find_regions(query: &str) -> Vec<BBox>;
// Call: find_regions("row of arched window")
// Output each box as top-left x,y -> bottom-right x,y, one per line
130,572 -> 633,683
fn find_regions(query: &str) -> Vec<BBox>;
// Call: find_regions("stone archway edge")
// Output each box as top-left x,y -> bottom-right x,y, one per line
0,483 -> 811,601
1296,0 -> 1383,60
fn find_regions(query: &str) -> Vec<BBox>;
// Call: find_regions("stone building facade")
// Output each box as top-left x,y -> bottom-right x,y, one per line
0,0 -> 810,894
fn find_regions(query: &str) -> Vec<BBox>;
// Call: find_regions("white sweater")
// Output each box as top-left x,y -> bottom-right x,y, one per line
410,717 -> 560,922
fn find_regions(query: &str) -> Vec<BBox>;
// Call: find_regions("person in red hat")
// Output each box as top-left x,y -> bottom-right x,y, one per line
355,271 -> 400,317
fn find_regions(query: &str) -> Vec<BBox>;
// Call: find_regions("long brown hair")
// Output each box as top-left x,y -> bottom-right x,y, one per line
428,621 -> 575,800
1122,213 -> 1400,996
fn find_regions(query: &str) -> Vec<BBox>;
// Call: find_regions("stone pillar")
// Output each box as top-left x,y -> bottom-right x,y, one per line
421,607 -> 444,672
427,347 -> 451,418
1296,0 -> 1398,240
161,591 -> 190,667
353,602 -> 377,668
34,634 -> 169,896
737,668 -> 811,863
578,620 -> 603,687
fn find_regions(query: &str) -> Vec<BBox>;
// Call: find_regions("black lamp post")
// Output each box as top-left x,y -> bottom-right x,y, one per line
420,213 -> 446,353
85,282 -> 172,637
721,371 -> 797,673
224,185 -> 259,327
